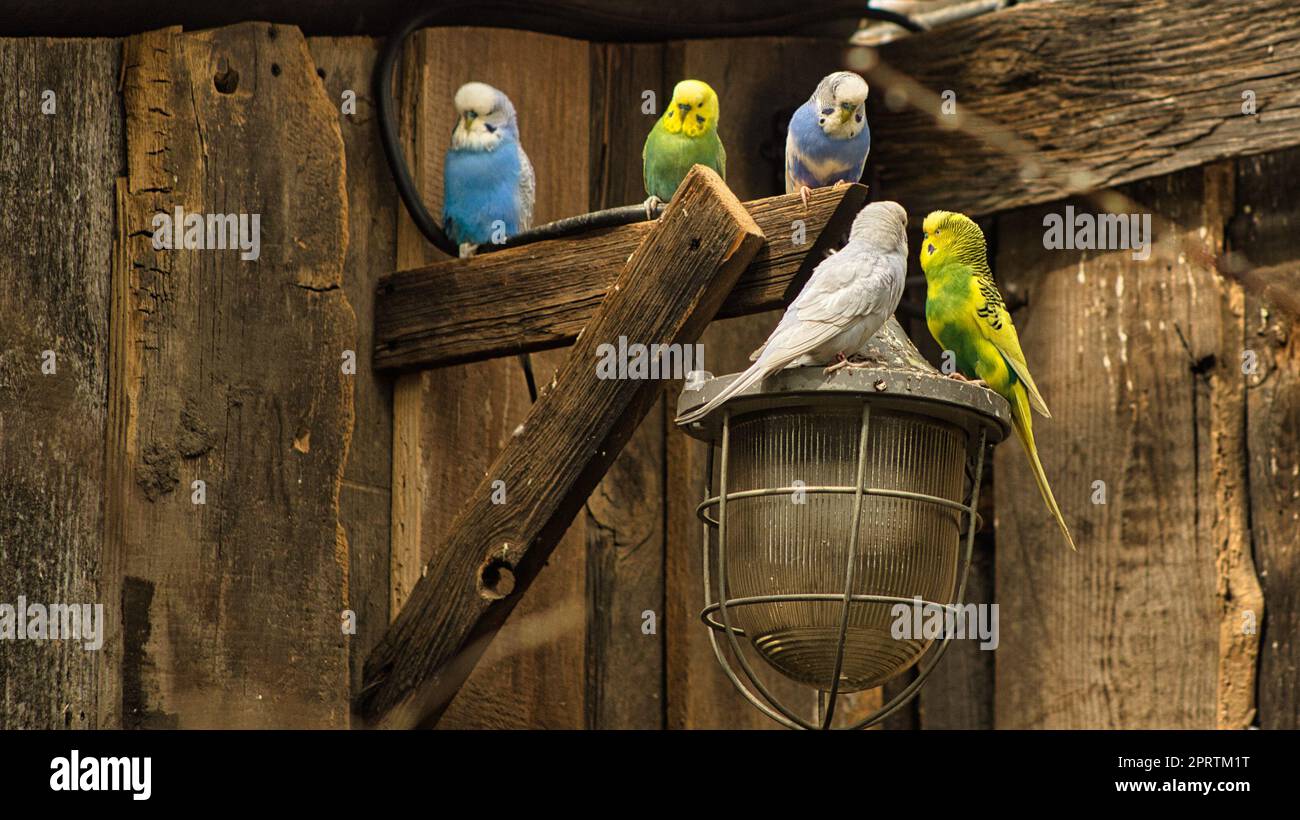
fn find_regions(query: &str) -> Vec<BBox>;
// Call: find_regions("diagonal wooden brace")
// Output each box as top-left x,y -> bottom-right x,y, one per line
355,166 -> 765,728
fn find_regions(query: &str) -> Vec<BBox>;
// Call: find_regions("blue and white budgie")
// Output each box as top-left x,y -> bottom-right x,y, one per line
443,82 -> 535,258
785,72 -> 871,206
676,202 -> 908,424
443,81 -> 538,399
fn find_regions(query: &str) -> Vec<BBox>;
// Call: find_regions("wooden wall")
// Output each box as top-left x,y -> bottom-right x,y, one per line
0,37 -> 121,729
1,8 -> 1297,729
1235,148 -> 1300,729
987,153 -> 1300,729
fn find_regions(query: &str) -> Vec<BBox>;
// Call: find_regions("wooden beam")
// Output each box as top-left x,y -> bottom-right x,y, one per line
1236,147 -> 1300,728
0,0 -> 865,39
866,0 -> 1300,218
306,36 -> 398,720
110,24 -> 354,728
0,36 -> 120,729
372,183 -> 865,372
355,166 -> 764,728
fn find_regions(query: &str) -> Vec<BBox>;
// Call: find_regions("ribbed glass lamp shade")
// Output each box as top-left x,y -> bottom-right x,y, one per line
724,405 -> 966,691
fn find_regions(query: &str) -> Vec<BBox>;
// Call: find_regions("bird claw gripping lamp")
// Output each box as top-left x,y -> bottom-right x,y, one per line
676,318 -> 1010,729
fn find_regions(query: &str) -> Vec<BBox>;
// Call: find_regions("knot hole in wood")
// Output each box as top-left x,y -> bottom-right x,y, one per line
477,558 -> 516,601
213,58 -> 238,94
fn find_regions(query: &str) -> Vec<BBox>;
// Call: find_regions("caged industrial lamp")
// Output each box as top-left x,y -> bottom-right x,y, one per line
675,319 -> 1010,729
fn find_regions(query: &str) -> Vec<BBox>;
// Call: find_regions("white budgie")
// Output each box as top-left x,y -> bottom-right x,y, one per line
676,201 -> 908,424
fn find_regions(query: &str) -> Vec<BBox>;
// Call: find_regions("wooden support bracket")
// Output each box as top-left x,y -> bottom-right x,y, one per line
373,183 -> 866,372
355,166 -> 765,728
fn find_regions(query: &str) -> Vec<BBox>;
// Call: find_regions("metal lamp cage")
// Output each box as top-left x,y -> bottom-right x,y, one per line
677,366 -> 1009,730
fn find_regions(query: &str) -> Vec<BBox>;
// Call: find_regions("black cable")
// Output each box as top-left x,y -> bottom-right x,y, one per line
374,2 -> 926,400
488,203 -> 665,252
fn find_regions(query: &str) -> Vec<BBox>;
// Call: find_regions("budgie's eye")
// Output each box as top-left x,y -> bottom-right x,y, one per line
484,123 -> 497,134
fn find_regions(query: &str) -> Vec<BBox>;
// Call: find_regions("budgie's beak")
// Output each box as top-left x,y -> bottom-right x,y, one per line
837,108 -> 853,126
677,102 -> 699,134
461,111 -> 476,131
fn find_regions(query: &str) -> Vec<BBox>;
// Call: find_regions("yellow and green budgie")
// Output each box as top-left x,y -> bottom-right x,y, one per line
920,210 -> 1076,550
642,80 -> 726,203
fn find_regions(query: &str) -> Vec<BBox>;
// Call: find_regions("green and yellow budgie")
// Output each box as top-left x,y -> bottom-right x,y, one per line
642,80 -> 726,204
920,210 -> 1076,551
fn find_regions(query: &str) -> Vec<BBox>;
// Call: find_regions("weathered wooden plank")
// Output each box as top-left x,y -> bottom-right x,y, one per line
0,37 -> 121,729
109,23 -> 353,728
582,400 -> 665,728
867,0 -> 1300,219
918,534 -> 994,729
306,36 -> 398,715
1201,165 -> 1263,732
357,166 -> 765,728
386,27 -> 594,729
1234,147 -> 1300,729
2,0 -> 867,40
663,38 -> 846,729
992,167 -> 1245,728
373,184 -> 866,372
389,28 -> 442,643
581,42 -> 670,729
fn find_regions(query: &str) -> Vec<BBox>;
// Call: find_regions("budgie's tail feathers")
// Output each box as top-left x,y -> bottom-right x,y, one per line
1003,352 -> 1051,418
676,359 -> 773,425
678,318 -> 847,423
681,313 -> 857,424
677,332 -> 821,423
1009,387 -> 1077,551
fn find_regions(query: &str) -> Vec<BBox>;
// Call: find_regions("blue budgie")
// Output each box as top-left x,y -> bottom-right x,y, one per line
785,72 -> 871,206
676,202 -> 908,424
443,81 -> 538,399
443,82 -> 535,258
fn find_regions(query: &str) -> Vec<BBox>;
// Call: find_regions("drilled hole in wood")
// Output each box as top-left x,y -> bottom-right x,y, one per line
213,63 -> 239,94
478,559 -> 516,600
270,63 -> 282,77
